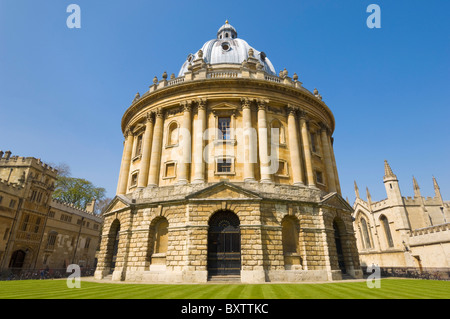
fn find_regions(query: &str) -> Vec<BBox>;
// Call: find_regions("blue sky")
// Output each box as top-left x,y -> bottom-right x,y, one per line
1,0 -> 449,203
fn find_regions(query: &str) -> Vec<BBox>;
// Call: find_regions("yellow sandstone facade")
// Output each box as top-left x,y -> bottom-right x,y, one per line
0,151 -> 102,274
95,22 -> 362,283
353,161 -> 450,277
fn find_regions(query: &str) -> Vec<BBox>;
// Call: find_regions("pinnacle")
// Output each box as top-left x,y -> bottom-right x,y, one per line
383,160 -> 396,179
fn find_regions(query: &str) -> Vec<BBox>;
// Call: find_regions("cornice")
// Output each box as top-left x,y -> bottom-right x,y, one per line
121,78 -> 335,134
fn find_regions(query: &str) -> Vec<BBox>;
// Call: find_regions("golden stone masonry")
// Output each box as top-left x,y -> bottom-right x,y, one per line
94,22 -> 363,283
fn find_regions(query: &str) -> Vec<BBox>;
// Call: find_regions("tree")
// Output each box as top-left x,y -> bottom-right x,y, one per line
50,163 -> 106,214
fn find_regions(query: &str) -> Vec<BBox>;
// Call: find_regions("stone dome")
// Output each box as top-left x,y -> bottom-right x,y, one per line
178,21 -> 276,77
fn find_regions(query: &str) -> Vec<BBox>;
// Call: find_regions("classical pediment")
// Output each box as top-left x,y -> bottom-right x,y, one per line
320,192 -> 353,212
103,195 -> 133,215
186,182 -> 262,200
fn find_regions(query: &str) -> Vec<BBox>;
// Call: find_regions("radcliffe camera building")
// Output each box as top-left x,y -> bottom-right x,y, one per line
94,22 -> 363,283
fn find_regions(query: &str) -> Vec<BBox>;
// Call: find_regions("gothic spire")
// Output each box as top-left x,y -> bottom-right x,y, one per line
413,176 -> 421,198
433,176 -> 443,201
383,160 -> 397,182
354,181 -> 360,199
366,187 -> 372,203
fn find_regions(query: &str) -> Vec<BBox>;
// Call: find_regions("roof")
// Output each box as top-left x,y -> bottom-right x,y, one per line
178,22 -> 276,76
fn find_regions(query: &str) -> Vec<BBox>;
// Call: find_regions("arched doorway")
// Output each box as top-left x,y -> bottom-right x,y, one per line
9,250 -> 26,269
333,220 -> 347,274
207,210 -> 241,276
107,220 -> 120,274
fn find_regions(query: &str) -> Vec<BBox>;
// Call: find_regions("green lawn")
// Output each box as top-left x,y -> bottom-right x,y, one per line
0,278 -> 448,299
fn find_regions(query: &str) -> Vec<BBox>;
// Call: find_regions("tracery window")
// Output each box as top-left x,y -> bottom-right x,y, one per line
360,216 -> 373,249
380,215 -> 394,248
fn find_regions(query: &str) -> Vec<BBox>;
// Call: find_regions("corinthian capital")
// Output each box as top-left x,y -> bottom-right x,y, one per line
319,122 -> 330,134
197,98 -> 207,111
298,109 -> 308,120
286,104 -> 299,116
180,100 -> 193,112
256,99 -> 269,111
155,107 -> 163,119
241,97 -> 252,110
146,111 -> 155,123
124,128 -> 133,138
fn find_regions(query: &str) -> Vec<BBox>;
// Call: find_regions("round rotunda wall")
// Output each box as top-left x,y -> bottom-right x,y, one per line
94,22 -> 362,284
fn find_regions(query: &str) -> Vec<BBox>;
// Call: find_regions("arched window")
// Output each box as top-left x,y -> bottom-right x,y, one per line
281,217 -> 298,254
281,216 -> 302,270
107,219 -> 120,272
153,218 -> 169,254
380,215 -> 394,248
167,121 -> 179,146
46,231 -> 58,249
333,220 -> 347,274
360,217 -> 372,249
271,119 -> 285,145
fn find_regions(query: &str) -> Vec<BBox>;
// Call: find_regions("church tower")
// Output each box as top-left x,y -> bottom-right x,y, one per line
383,160 -> 403,205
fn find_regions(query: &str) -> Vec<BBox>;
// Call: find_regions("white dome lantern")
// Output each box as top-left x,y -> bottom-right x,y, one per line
178,21 -> 276,77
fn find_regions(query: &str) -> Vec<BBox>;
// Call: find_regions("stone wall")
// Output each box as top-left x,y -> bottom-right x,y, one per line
95,183 -> 362,283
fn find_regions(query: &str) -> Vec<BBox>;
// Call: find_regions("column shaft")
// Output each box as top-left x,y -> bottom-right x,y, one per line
320,125 -> 337,192
257,101 -> 272,183
137,113 -> 154,188
287,107 -> 303,186
148,110 -> 164,187
193,100 -> 206,183
117,130 -> 134,195
178,101 -> 192,184
242,98 -> 256,182
328,135 -> 341,194
300,115 -> 315,187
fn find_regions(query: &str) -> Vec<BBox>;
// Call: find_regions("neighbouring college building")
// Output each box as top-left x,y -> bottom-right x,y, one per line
0,151 -> 102,275
353,161 -> 450,278
94,22 -> 363,283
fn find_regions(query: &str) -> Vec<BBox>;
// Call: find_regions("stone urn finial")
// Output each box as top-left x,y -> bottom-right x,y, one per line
162,71 -> 168,80
293,73 -> 298,81
153,76 -> 158,84
248,48 -> 254,57
198,49 -> 203,58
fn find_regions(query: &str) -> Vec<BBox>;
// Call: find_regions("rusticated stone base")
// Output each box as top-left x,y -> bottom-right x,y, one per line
94,182 -> 363,283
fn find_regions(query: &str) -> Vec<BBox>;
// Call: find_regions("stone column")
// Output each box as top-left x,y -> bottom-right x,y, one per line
177,101 -> 192,184
320,124 -> 337,193
328,135 -> 342,195
299,111 -> 315,187
117,129 -> 134,195
257,99 -> 272,183
242,98 -> 256,182
137,112 -> 154,188
193,99 -> 207,183
287,106 -> 303,186
147,108 -> 164,187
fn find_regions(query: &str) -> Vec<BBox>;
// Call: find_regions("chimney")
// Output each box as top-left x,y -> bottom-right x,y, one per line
4,150 -> 11,160
85,198 -> 96,213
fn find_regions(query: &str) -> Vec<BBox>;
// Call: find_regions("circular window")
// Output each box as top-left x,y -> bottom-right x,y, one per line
221,42 -> 230,51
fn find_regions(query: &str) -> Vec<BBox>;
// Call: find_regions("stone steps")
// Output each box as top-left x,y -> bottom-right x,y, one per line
208,275 -> 241,283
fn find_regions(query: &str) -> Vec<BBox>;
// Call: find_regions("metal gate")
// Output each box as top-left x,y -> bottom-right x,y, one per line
207,211 -> 241,276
